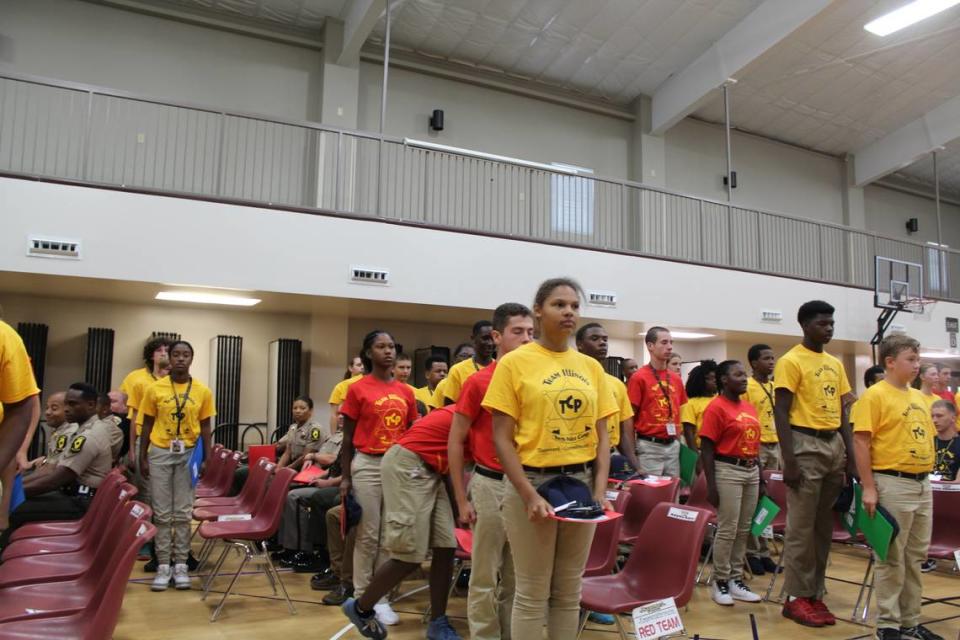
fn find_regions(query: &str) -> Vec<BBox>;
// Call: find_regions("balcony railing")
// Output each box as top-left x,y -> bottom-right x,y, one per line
1,71 -> 954,302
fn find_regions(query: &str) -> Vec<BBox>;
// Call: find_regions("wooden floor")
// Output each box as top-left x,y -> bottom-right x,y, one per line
115,541 -> 959,640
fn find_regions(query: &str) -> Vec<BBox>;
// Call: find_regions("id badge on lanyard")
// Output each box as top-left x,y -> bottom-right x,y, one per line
650,365 -> 676,434
170,377 -> 193,454
170,439 -> 186,454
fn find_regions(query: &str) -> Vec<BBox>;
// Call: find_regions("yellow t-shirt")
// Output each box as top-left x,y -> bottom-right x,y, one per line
773,344 -> 851,430
443,358 -> 492,404
605,373 -> 632,447
430,378 -> 449,409
414,385 -> 435,408
919,391 -> 937,413
138,376 -> 216,449
742,377 -> 777,443
851,380 -> 935,474
680,395 -> 715,445
0,320 -> 40,425
482,342 -> 616,467
120,367 -> 160,434
328,374 -> 362,405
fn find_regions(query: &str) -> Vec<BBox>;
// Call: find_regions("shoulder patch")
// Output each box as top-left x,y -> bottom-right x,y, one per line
55,434 -> 69,452
70,435 -> 87,453
310,427 -> 322,441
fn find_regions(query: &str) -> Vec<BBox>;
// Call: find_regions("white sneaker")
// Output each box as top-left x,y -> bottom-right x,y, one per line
374,602 -> 400,626
173,563 -> 192,590
712,580 -> 734,606
151,564 -> 172,592
729,579 -> 761,602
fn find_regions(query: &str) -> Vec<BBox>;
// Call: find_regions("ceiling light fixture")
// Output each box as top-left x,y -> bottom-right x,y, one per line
864,0 -> 960,36
669,331 -> 716,340
156,291 -> 261,307
920,350 -> 960,359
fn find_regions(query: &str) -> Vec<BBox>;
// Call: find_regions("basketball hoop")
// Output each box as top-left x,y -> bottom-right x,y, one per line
901,296 -> 936,317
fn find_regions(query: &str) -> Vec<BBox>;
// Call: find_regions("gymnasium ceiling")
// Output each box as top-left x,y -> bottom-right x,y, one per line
87,0 -> 960,199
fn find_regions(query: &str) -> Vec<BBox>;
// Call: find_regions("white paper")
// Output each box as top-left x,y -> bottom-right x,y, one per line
632,597 -> 684,640
217,513 -> 252,522
666,507 -> 698,522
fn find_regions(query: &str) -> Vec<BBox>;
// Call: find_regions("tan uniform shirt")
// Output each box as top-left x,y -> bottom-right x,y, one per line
104,414 -> 124,458
57,416 -> 114,489
315,430 -> 343,458
278,421 -> 325,460
45,422 -> 79,466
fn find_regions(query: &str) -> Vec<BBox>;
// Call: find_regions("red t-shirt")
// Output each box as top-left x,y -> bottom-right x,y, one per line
456,362 -> 500,471
340,375 -> 419,455
397,405 -> 457,474
936,390 -> 954,402
699,395 -> 761,459
627,365 -> 688,439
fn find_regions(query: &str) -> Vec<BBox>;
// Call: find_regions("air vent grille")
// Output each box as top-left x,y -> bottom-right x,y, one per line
27,236 -> 81,259
588,290 -> 617,307
350,266 -> 390,285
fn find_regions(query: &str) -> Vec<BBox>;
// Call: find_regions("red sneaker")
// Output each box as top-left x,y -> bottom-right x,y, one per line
810,599 -> 836,625
782,597 -> 827,627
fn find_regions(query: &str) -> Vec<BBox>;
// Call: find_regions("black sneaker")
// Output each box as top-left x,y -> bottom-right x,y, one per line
920,559 -> 937,573
290,552 -> 325,574
186,551 -> 199,572
143,558 -> 158,573
342,598 -> 386,640
900,625 -> 944,640
761,557 -> 782,574
876,629 -> 901,640
747,555 -> 766,576
311,569 -> 340,591
456,567 -> 471,589
323,583 -> 354,606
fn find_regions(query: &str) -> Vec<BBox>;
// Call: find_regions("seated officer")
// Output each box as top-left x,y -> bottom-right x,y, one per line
1,382 -> 114,548
23,391 -> 73,471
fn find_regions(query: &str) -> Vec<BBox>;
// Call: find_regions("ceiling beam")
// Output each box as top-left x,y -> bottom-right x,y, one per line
650,0 -> 834,135
854,94 -> 960,186
338,0 -> 385,65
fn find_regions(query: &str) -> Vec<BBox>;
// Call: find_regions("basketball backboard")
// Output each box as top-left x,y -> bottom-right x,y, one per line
874,256 -> 924,311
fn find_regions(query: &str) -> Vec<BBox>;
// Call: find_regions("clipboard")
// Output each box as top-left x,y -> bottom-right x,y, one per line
679,443 -> 699,487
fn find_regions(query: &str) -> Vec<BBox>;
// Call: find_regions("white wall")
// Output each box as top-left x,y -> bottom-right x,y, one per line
864,185 -> 960,245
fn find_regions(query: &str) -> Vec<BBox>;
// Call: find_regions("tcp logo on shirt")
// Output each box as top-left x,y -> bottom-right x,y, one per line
552,389 -> 589,419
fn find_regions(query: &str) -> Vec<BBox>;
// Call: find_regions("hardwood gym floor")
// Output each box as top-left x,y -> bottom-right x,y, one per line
115,542 -> 959,640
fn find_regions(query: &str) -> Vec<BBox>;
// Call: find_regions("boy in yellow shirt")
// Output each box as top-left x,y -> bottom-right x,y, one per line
851,335 -> 942,640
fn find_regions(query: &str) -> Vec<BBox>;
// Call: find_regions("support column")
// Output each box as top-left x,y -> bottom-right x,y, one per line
629,96 -> 666,187
842,154 -> 868,286
841,155 -> 866,229
307,314 -> 351,428
319,19 -> 360,129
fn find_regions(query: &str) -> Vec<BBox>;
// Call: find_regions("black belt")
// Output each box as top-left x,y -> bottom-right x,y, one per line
874,469 -> 928,481
474,465 -> 504,481
715,454 -> 759,468
637,434 -> 675,445
359,451 -> 385,457
791,426 -> 839,439
523,461 -> 593,474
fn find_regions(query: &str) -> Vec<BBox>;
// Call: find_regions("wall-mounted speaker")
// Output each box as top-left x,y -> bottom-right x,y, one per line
429,109 -> 444,131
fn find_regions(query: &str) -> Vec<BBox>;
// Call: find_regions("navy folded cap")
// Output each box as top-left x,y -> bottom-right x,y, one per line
535,475 -> 600,518
609,454 -> 636,480
833,481 -> 855,513
343,493 -> 362,531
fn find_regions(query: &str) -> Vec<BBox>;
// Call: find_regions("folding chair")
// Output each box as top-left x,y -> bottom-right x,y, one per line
684,473 -> 718,584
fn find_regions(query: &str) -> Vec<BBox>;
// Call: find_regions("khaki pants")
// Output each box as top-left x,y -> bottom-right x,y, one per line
874,475 -> 932,630
635,438 -> 680,477
134,435 -> 152,506
713,462 -> 759,581
380,446 -> 456,564
326,504 -> 356,583
149,445 -> 194,565
782,430 -> 845,598
747,443 -> 781,560
503,469 -> 595,640
351,451 -> 386,597
468,471 -> 515,640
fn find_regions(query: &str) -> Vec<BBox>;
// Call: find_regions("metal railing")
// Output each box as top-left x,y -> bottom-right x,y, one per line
2,71 -> 956,301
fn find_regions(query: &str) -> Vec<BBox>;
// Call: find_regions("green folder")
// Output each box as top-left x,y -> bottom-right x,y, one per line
679,443 -> 698,487
854,483 -> 897,562
750,495 -> 781,537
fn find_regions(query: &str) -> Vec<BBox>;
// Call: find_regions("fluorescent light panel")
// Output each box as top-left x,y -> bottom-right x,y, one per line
156,291 -> 261,306
864,0 -> 960,36
670,331 -> 716,340
920,350 -> 960,359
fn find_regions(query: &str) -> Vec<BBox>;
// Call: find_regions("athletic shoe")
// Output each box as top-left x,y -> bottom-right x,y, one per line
811,599 -> 837,625
151,565 -> 172,592
588,611 -> 616,624
186,551 -> 199,572
746,556 -> 766,576
426,615 -> 462,640
761,557 -> 782,574
311,568 -> 340,591
729,579 -> 762,602
342,598 -> 387,640
712,580 -> 734,606
782,597 -> 826,627
143,557 -> 159,572
289,551 -> 325,573
374,602 -> 400,626
272,549 -> 296,563
173,563 -> 192,590
920,559 -> 937,573
323,583 -> 354,606
900,625 -> 944,640
875,629 -> 901,640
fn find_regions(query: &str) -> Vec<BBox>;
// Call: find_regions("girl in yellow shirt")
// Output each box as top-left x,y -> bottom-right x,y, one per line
681,360 -> 718,453
483,277 -> 616,639
915,363 -> 939,412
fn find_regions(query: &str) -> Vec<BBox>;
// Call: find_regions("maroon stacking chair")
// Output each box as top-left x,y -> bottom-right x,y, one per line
8,471 -> 128,543
761,470 -> 790,600
198,466 -> 296,621
584,493 -> 630,577
194,458 -> 275,509
0,501 -> 152,588
2,483 -> 138,561
928,481 -> 960,567
578,503 -> 711,639
195,449 -> 241,499
0,520 -> 156,639
618,477 -> 680,545
0,504 -> 156,623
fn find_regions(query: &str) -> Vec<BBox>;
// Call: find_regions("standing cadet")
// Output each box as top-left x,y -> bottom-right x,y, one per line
0,319 -> 41,524
680,361 -> 718,455
852,335 -> 943,640
440,323 -> 496,406
449,303 -> 533,640
623,327 -> 688,476
430,344 -> 474,409
329,356 -> 365,436
139,340 -> 215,592
415,356 -> 448,411
2,383 -> 113,547
775,300 -> 856,627
575,323 -> 634,460
622,359 -> 640,382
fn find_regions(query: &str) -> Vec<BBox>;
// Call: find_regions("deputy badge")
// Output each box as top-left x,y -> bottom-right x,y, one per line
310,427 -> 321,441
55,434 -> 68,452
70,435 -> 87,453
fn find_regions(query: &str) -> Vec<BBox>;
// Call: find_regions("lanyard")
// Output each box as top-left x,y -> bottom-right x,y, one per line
649,364 -> 675,423
170,377 -> 193,437
757,378 -> 775,409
